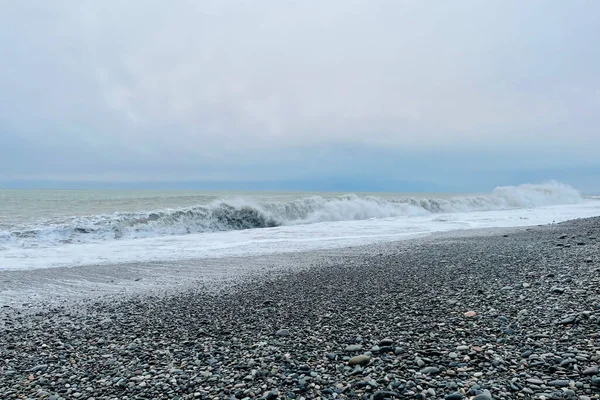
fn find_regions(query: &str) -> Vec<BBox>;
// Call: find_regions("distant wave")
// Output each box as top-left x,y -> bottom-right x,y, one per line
0,181 -> 583,249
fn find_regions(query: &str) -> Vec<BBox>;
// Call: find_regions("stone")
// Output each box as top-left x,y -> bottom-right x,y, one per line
547,379 -> 570,387
557,315 -> 577,325
276,329 -> 290,337
472,390 -> 492,400
560,358 -> 577,367
526,378 -> 544,385
350,365 -> 363,375
445,393 -> 464,400
378,338 -> 394,346
464,311 -> 477,317
420,367 -> 440,375
345,344 -> 363,352
372,391 -> 399,400
348,355 -> 371,366
551,286 -> 566,294
27,364 -> 48,372
582,366 -> 598,375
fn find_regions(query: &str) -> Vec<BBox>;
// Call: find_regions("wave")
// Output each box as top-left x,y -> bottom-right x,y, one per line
0,181 -> 583,248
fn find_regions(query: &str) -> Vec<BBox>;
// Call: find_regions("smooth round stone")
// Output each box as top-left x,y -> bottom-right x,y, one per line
449,352 -> 458,358
456,345 -> 470,352
420,367 -> 440,375
472,390 -> 492,400
560,358 -> 577,367
582,366 -> 598,375
547,379 -> 569,387
275,329 -> 290,337
378,338 -> 394,346
445,393 -> 464,400
521,350 -> 533,358
348,355 -> 371,366
345,344 -> 363,352
372,391 -> 400,400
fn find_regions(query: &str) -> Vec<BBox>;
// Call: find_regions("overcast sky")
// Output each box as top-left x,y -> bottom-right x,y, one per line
1,1 -> 599,192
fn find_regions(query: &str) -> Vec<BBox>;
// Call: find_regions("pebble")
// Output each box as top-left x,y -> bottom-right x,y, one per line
26,364 -> 48,372
526,378 -> 545,385
472,390 -> 492,400
345,344 -> 363,352
557,314 -> 577,325
348,355 -> 371,366
275,328 -> 290,337
582,366 -> 598,375
372,391 -> 399,400
420,367 -> 440,375
548,379 -> 570,387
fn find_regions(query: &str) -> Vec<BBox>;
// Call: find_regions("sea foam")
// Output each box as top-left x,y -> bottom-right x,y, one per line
0,181 -> 584,249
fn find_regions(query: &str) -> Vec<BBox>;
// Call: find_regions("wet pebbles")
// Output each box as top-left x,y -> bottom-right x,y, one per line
1,217 -> 600,399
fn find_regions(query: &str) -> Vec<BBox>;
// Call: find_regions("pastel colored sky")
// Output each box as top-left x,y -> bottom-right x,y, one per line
1,1 -> 599,192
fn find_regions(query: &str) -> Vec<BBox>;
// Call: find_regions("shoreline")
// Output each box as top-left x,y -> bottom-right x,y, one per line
0,217 -> 594,307
1,217 -> 599,398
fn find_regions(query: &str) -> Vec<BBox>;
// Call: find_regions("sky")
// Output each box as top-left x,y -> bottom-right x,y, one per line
1,1 -> 599,192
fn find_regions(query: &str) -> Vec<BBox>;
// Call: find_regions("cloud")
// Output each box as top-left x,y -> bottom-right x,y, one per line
0,0 -> 599,189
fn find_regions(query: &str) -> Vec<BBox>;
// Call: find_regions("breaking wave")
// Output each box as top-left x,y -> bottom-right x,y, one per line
0,181 -> 583,248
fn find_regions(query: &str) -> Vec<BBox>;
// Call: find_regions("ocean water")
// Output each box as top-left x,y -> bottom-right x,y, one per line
1,181 -> 599,271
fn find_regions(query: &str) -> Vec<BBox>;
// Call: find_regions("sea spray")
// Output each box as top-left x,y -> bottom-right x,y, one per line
0,181 -> 583,249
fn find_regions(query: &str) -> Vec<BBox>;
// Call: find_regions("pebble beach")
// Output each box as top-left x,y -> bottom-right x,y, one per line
1,218 -> 599,400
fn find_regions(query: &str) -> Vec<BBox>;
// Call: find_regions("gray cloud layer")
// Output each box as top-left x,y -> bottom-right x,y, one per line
1,1 -> 599,190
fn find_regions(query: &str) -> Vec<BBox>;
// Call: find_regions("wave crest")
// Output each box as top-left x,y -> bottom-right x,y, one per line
0,181 -> 583,248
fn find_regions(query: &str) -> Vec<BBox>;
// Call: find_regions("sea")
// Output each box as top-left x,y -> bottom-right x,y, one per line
1,181 -> 600,272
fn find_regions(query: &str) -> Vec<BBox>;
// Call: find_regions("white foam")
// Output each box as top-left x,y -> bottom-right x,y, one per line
0,181 -> 585,249
1,199 -> 599,271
